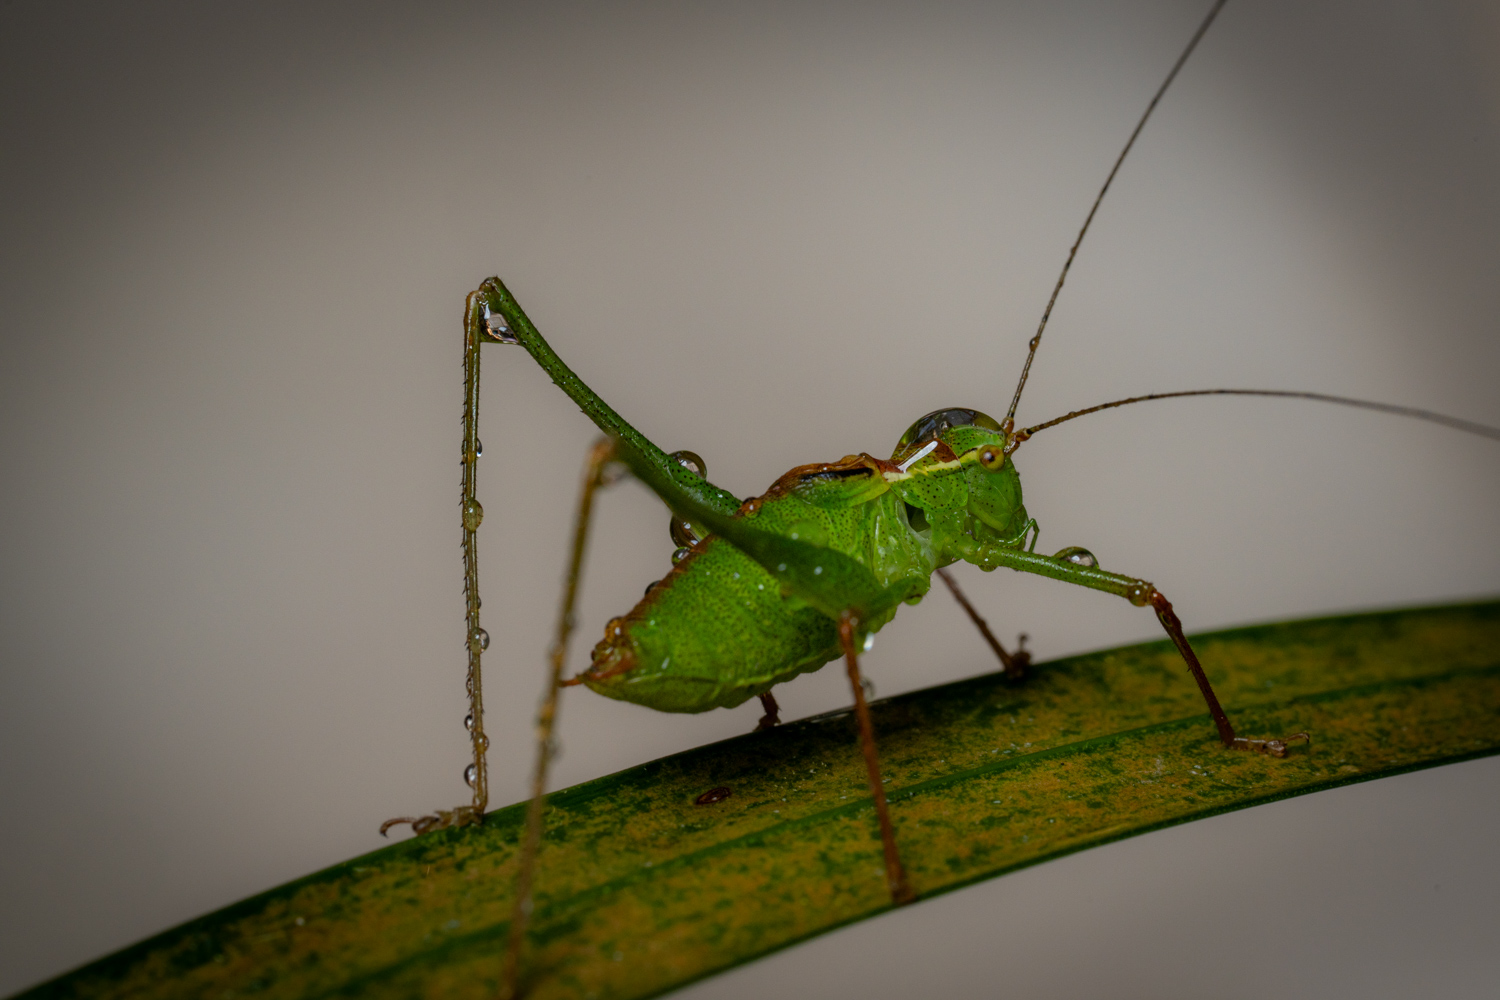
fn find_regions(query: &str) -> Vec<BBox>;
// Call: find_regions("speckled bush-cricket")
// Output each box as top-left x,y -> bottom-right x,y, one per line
374,1 -> 1500,994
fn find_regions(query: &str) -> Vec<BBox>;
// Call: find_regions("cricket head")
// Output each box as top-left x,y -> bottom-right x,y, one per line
887,408 -> 1031,569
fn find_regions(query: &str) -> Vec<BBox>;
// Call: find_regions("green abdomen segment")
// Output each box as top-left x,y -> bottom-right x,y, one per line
585,540 -> 840,712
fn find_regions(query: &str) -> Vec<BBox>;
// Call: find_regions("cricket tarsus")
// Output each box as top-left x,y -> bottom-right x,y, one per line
1150,590 -> 1309,757
936,566 -> 1029,680
840,613 -> 915,907
502,438 -> 620,1000
1004,0 -> 1229,426
756,692 -> 781,730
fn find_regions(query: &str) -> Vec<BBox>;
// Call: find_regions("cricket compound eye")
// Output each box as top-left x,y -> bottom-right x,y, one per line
978,447 -> 1005,471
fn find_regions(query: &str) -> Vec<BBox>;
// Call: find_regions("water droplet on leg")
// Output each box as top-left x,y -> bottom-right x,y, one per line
464,764 -> 479,788
669,450 -> 706,478
483,308 -> 517,343
1053,546 -> 1097,568
469,628 -> 490,651
462,498 -> 485,531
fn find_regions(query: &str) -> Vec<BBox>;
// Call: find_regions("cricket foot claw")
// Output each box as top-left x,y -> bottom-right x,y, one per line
1004,633 -> 1030,681
1230,731 -> 1310,758
380,805 -> 484,837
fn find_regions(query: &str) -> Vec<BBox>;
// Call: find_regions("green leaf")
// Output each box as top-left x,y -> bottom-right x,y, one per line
24,601 -> 1500,1000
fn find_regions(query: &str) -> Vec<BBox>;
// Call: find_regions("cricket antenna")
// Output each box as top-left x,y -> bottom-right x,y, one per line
1003,0 -> 1229,428
1010,388 -> 1500,445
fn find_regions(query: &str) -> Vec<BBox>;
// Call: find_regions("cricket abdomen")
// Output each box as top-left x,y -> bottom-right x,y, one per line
583,537 -> 841,712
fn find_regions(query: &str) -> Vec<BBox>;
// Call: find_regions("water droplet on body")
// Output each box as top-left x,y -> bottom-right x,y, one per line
670,517 -> 700,548
671,547 -> 691,564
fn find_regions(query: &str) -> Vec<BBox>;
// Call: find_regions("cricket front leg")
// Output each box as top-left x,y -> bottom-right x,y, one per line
990,549 -> 1308,757
935,566 -> 1029,680
839,613 -> 915,906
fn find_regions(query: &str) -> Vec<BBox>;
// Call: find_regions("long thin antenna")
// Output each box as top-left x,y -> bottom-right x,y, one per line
1012,388 -> 1500,444
1003,0 -> 1229,426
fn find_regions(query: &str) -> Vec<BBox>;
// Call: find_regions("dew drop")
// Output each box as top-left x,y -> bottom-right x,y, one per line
475,439 -> 483,457
464,713 -> 475,732
671,547 -> 691,565
644,579 -> 660,597
1053,546 -> 1097,569
469,627 -> 490,651
464,763 -> 479,787
484,310 -> 517,343
476,734 -> 490,751
669,450 -> 707,478
462,498 -> 485,531
862,633 -> 875,653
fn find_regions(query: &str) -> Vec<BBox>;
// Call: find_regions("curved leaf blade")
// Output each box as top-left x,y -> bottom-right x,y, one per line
19,601 -> 1500,1000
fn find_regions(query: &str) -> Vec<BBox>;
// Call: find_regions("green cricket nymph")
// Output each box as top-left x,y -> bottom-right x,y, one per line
578,408 -> 1033,715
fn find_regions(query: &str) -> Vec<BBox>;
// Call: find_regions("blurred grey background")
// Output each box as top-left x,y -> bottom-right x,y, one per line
3,1 -> 1499,996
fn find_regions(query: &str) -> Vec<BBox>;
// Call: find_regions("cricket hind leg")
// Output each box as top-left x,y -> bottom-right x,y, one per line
935,566 -> 1030,680
838,613 -> 916,906
501,437 -> 622,1000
